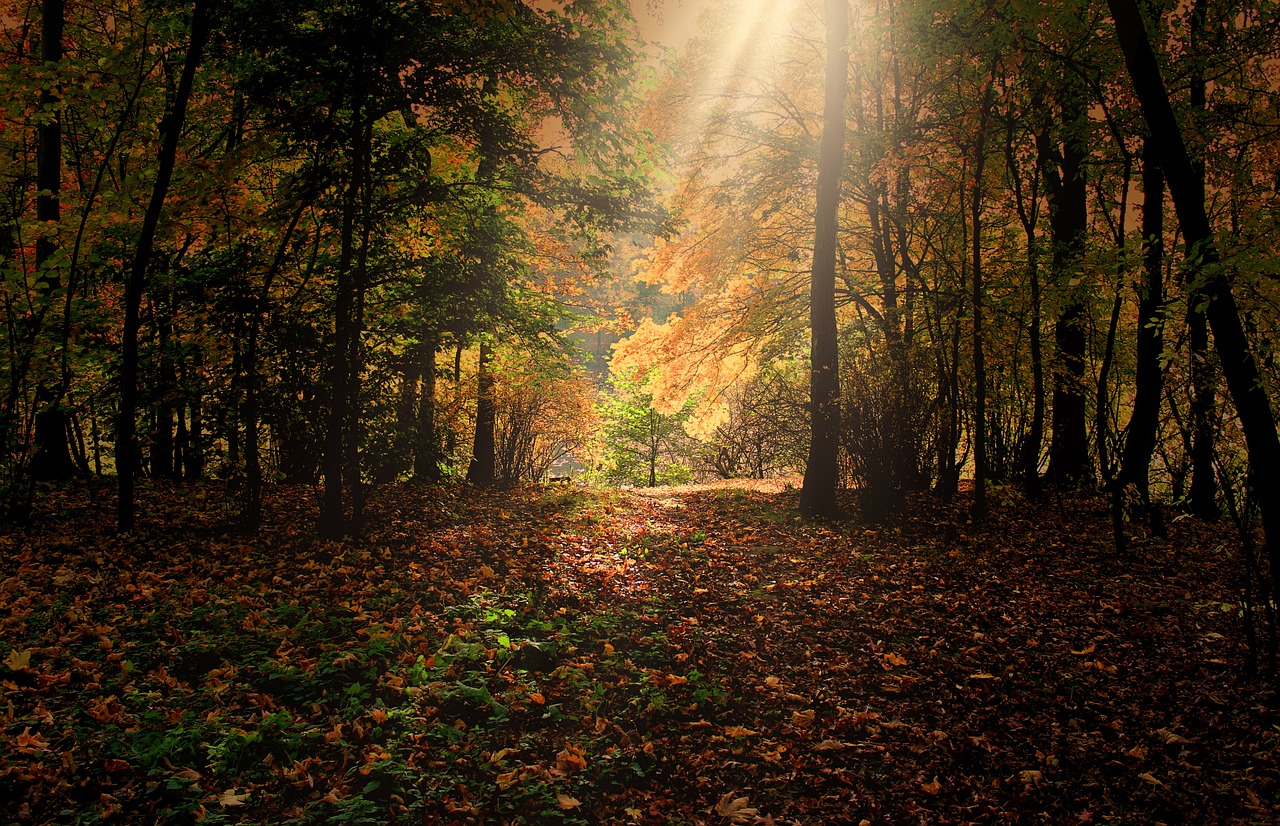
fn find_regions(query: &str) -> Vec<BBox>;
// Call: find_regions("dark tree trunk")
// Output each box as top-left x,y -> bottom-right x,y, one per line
1040,117 -> 1090,488
970,72 -> 995,521
116,0 -> 210,532
414,337 -> 442,482
184,359 -> 203,481
1187,311 -> 1219,518
1184,0 -> 1218,519
29,0 -> 77,483
800,0 -> 848,519
152,301 -> 175,480
1108,0 -> 1280,609
1022,249 -> 1045,497
1119,138 -> 1166,506
320,50 -> 372,538
467,340 -> 496,487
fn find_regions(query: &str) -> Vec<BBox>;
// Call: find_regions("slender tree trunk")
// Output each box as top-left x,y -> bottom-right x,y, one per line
1108,0 -> 1280,611
152,300 -> 175,480
800,0 -> 848,519
467,340 -> 496,486
1040,115 -> 1090,488
414,336 -> 442,482
971,72 -> 995,520
1119,138 -> 1166,507
1023,247 -> 1045,497
320,50 -> 373,538
29,0 -> 76,483
1185,0 -> 1218,519
116,0 -> 211,532
1187,310 -> 1219,517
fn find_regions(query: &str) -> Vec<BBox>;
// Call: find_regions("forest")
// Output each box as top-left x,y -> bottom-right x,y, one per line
3,0 -> 1280,822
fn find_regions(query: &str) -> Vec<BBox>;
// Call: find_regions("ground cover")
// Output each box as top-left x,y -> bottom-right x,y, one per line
1,481 -> 1276,824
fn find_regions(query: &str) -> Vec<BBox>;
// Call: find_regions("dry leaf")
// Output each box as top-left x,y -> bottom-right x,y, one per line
1138,772 -> 1166,787
792,709 -> 815,728
1155,728 -> 1190,744
556,793 -> 581,810
921,776 -> 942,794
15,727 -> 50,753
813,739 -> 849,751
1020,770 -> 1043,784
969,672 -> 996,680
556,743 -> 587,773
714,793 -> 759,823
724,725 -> 758,737
1071,643 -> 1096,656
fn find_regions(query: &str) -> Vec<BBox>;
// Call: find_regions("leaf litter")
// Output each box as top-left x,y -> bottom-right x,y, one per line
0,480 -> 1277,823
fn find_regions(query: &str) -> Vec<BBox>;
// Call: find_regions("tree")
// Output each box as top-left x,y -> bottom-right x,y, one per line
799,0 -> 848,519
1107,0 -> 1280,602
597,371 -> 692,488
117,0 -> 212,533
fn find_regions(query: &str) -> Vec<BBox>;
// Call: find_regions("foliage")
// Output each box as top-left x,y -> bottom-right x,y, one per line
594,370 -> 694,487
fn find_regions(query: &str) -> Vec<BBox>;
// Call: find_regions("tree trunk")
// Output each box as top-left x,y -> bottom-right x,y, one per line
152,300 -> 175,480
414,337 -> 442,482
1108,0 -> 1280,609
1187,310 -> 1219,517
467,340 -> 496,487
1040,116 -> 1090,488
800,0 -> 848,519
29,0 -> 77,484
1119,138 -> 1165,506
1185,0 -> 1218,519
116,0 -> 211,532
971,72 -> 995,520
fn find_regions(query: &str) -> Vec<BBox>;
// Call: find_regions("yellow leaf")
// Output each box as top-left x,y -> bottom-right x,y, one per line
556,794 -> 581,810
5,649 -> 31,671
723,726 -> 758,737
1071,643 -> 1096,656
882,652 -> 908,668
969,672 -> 997,680
1019,770 -> 1042,784
218,789 -> 249,808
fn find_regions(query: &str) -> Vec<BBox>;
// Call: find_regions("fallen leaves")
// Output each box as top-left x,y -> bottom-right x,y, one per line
0,481 -> 1268,825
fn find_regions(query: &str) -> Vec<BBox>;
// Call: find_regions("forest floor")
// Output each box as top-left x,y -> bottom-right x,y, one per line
2,479 -> 1278,825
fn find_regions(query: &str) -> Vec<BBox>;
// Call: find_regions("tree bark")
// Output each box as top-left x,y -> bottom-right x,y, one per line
799,0 -> 848,519
1108,0 -> 1280,601
116,0 -> 211,532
